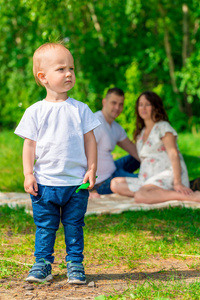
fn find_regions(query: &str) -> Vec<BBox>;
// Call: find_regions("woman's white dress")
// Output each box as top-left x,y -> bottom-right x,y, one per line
126,121 -> 189,192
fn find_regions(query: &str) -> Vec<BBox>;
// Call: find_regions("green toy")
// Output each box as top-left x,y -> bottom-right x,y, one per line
76,176 -> 98,193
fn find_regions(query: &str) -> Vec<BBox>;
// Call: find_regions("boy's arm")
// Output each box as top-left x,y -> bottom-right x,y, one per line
23,138 -> 38,196
83,130 -> 97,189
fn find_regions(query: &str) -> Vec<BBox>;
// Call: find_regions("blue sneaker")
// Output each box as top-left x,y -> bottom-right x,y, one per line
67,262 -> 86,284
26,258 -> 53,282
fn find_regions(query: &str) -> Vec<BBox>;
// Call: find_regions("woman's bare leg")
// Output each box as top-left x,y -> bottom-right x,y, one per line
135,185 -> 200,204
110,177 -> 135,197
111,178 -> 200,204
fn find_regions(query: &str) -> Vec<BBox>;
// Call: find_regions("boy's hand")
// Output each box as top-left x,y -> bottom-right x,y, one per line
24,174 -> 38,196
83,169 -> 96,189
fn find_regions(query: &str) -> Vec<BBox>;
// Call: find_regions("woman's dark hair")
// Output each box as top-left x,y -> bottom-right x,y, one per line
133,91 -> 169,141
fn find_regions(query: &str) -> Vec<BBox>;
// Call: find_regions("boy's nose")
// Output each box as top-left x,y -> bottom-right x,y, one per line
66,71 -> 72,77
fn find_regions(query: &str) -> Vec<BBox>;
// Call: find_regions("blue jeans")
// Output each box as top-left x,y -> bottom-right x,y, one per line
30,184 -> 89,264
95,155 -> 140,194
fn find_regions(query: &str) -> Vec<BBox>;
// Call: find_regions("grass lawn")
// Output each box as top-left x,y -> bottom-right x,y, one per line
1,205 -> 200,299
0,130 -> 24,192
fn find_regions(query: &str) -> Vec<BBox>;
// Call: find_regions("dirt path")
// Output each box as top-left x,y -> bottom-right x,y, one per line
1,258 -> 200,300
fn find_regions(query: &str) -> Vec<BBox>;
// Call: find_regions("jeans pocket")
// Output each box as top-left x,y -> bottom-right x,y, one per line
30,184 -> 46,204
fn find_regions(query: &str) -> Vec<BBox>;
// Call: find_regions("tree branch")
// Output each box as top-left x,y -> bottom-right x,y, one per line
158,4 -> 179,94
87,3 -> 105,48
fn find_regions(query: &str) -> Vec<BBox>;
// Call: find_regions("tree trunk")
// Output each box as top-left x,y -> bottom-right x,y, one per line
87,3 -> 105,50
182,3 -> 193,117
158,4 -> 183,112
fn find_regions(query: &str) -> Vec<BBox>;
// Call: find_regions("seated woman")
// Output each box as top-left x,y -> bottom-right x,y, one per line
111,91 -> 200,204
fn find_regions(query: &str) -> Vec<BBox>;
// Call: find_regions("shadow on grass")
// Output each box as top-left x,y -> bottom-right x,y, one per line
85,269 -> 200,282
52,269 -> 200,284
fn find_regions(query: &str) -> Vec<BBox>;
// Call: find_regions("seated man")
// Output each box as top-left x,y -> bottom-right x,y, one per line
92,87 -> 140,195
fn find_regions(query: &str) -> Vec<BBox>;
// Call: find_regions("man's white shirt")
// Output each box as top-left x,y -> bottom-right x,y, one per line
94,111 -> 127,184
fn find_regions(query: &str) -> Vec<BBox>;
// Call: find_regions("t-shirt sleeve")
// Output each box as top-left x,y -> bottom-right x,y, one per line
158,121 -> 177,139
81,105 -> 101,134
93,124 -> 102,143
14,108 -> 38,141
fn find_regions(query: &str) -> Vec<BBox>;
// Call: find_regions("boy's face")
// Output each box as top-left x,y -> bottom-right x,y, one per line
38,46 -> 75,95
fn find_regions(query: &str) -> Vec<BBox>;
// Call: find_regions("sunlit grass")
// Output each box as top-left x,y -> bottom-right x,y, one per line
0,130 -> 24,192
95,280 -> 200,299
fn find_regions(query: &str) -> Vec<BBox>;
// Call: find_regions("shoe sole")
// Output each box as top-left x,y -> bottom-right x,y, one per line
26,274 -> 53,282
67,278 -> 86,285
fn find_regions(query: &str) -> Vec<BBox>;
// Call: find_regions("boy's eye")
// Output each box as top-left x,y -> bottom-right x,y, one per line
70,67 -> 74,70
58,68 -> 64,71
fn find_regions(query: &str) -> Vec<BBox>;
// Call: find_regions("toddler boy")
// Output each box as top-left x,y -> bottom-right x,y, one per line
15,43 -> 100,284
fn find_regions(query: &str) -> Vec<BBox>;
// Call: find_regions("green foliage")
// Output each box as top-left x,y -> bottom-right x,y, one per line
117,61 -> 142,134
0,0 -> 200,131
176,50 -> 200,132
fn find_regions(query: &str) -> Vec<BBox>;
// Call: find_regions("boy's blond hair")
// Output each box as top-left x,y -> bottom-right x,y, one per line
33,42 -> 67,86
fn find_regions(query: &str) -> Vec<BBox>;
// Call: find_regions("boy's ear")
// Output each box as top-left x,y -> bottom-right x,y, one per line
37,71 -> 47,84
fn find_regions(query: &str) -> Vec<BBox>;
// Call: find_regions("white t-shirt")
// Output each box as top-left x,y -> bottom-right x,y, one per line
15,98 -> 100,186
94,111 -> 127,184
